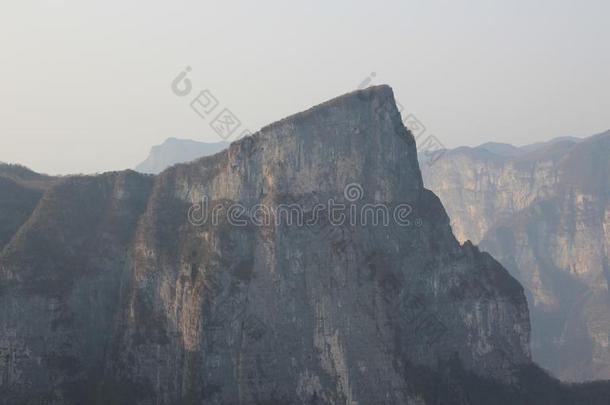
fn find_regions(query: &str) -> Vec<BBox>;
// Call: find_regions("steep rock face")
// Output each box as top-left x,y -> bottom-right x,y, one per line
0,171 -> 154,404
0,86 -> 531,404
0,164 -> 56,249
0,177 -> 42,249
108,86 -> 530,404
422,133 -> 610,382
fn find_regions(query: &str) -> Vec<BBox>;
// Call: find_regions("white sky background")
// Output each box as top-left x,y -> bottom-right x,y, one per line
0,0 -> 609,174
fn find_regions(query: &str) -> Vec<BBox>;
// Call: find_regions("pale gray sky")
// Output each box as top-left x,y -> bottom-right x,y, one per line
1,0 -> 609,174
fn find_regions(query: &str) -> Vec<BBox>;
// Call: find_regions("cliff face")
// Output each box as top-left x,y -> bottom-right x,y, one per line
2,86 -> 531,404
422,133 -> 610,382
0,164 -> 56,249
0,171 -> 154,404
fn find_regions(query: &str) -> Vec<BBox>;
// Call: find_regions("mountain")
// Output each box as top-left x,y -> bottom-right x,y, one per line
476,142 -> 523,157
519,136 -> 582,154
422,130 -> 610,382
1,87 -> 609,404
0,163 -> 57,249
475,136 -> 582,158
134,138 -> 229,174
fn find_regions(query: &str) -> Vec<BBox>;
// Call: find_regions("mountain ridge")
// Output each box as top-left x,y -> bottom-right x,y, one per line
422,130 -> 610,382
0,86 -> 608,404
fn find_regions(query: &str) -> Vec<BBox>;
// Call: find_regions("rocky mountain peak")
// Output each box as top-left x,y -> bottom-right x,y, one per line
1,87 -> 536,404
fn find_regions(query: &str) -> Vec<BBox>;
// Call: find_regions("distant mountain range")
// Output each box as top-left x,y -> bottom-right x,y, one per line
134,137 -> 228,174
422,130 -> 610,382
473,136 -> 583,157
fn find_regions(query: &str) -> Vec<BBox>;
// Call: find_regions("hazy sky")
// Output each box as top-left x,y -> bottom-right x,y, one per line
1,0 -> 609,174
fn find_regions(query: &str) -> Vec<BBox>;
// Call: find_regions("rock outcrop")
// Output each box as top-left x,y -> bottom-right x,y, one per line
1,86 -> 607,404
0,164 -> 56,249
422,132 -> 610,382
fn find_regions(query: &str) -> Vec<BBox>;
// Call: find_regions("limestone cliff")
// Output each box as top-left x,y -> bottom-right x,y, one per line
0,164 -> 56,249
422,132 -> 610,382
1,86 -> 602,404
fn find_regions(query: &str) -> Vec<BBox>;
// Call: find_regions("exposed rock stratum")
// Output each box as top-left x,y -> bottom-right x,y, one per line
422,132 -> 610,382
1,86 -> 608,404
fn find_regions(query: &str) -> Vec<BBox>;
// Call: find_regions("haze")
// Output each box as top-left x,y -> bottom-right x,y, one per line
1,0 -> 609,174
